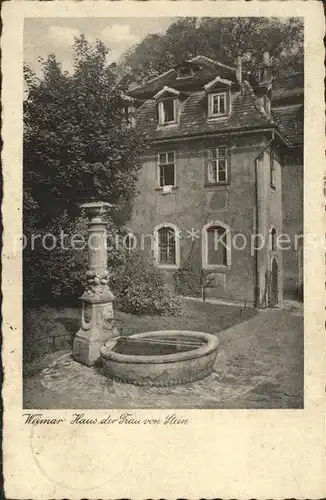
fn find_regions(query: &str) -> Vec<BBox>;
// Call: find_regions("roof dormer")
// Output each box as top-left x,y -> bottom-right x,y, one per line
204,76 -> 233,92
175,60 -> 200,79
154,87 -> 180,126
153,86 -> 180,100
204,77 -> 232,119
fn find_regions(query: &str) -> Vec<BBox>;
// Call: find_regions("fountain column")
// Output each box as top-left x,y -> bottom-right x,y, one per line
73,202 -> 117,366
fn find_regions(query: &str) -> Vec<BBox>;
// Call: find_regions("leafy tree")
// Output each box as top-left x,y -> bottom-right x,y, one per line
23,36 -> 148,303
121,17 -> 303,85
24,35 -> 148,228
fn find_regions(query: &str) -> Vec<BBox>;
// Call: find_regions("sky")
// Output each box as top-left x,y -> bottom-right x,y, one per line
24,18 -> 175,75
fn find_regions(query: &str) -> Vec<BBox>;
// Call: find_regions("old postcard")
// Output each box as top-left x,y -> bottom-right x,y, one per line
2,1 -> 325,498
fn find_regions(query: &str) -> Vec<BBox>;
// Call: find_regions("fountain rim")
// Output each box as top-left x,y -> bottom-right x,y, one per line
100,330 -> 219,365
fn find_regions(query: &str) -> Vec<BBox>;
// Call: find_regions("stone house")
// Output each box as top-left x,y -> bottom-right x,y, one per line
125,53 -> 303,307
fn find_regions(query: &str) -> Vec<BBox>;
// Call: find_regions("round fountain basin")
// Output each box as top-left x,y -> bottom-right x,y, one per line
100,330 -> 219,386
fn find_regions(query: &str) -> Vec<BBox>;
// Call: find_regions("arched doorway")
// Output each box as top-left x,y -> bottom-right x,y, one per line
269,258 -> 278,307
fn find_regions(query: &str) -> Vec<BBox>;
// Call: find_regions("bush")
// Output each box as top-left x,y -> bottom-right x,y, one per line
23,209 -> 181,316
173,241 -> 215,299
111,250 -> 182,316
23,213 -> 89,306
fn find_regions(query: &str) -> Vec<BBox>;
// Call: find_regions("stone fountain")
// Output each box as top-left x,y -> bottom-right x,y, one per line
73,202 -> 117,367
73,201 -> 219,384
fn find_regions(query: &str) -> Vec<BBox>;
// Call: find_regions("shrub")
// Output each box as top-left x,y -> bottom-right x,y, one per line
173,241 -> 215,299
23,209 -> 181,316
111,250 -> 182,316
23,213 -> 89,306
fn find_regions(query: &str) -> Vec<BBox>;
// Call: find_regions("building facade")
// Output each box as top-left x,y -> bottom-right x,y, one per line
126,54 -> 303,307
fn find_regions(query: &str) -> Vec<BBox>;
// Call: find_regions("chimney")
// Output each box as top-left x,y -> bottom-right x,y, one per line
235,55 -> 242,86
259,50 -> 272,85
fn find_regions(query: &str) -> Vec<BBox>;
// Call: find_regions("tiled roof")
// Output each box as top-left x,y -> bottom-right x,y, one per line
130,55 -> 237,98
131,56 -> 303,145
136,80 -> 274,141
272,105 -> 303,145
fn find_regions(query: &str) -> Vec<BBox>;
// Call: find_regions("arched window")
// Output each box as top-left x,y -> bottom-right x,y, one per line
154,223 -> 180,268
270,228 -> 277,252
202,222 -> 231,269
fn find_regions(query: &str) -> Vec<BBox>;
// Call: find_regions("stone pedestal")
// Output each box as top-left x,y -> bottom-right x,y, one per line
73,202 -> 117,367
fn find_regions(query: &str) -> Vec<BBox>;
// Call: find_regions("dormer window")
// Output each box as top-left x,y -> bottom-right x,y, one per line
158,98 -> 177,125
175,60 -> 199,79
154,86 -> 180,126
177,66 -> 194,79
204,76 -> 232,119
208,92 -> 227,118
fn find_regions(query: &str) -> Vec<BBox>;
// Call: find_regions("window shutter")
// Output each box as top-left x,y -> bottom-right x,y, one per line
226,91 -> 230,115
158,101 -> 164,125
174,151 -> 178,187
227,148 -> 231,184
155,152 -> 160,188
173,99 -> 178,123
208,94 -> 212,117
204,150 -> 209,186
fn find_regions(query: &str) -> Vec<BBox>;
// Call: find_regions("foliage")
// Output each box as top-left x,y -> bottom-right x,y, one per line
24,35 -> 148,227
23,213 -> 88,305
173,242 -> 215,299
23,210 -> 128,305
23,35 -> 148,304
174,241 -> 201,297
121,17 -> 303,84
111,250 -> 182,316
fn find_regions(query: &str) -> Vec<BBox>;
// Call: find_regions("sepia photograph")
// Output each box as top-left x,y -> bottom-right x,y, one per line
2,2 -> 325,498
22,16 -> 305,409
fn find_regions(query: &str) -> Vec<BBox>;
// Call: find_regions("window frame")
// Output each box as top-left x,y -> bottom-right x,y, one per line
158,97 -> 178,126
208,91 -> 228,118
157,152 -> 176,188
177,66 -> 194,79
201,221 -> 231,270
154,223 -> 180,269
206,147 -> 229,185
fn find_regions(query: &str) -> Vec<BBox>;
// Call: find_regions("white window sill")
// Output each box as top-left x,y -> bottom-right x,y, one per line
207,114 -> 229,121
157,122 -> 178,128
155,186 -> 178,193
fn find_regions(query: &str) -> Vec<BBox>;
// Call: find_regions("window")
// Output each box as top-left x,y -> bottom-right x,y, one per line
208,92 -> 227,118
158,227 -> 176,265
158,98 -> 177,125
207,226 -> 228,266
177,66 -> 194,79
270,153 -> 276,188
158,152 -> 175,188
202,221 -> 231,269
207,148 -> 228,184
270,228 -> 277,252
154,223 -> 180,268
